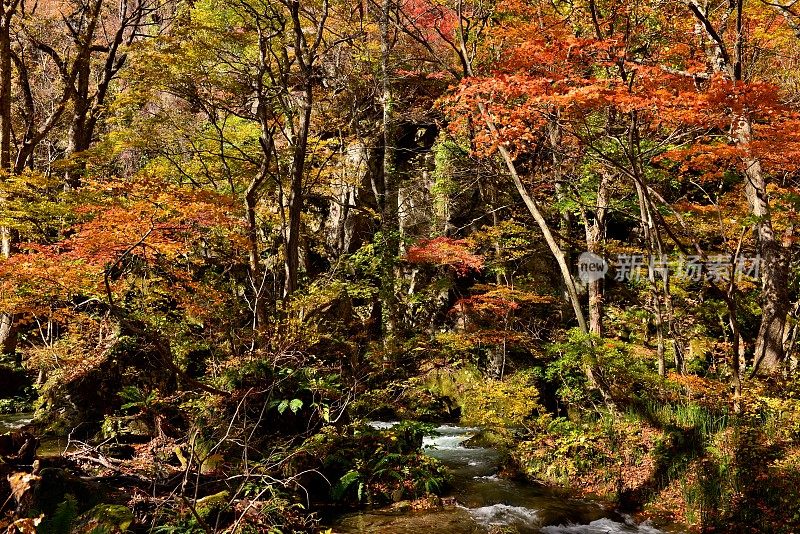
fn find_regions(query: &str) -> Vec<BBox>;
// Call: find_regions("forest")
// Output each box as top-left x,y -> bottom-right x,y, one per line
1,0 -> 800,531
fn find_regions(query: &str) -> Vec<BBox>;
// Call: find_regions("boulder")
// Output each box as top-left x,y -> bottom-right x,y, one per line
0,431 -> 39,464
37,332 -> 177,435
76,504 -> 134,533
10,467 -> 105,517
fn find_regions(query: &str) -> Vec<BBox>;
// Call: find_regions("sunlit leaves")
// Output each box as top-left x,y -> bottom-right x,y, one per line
406,236 -> 484,275
454,285 -> 554,318
0,175 -> 241,315
0,170 -> 75,241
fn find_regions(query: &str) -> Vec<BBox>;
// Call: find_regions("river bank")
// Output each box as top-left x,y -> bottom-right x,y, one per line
332,423 -> 679,533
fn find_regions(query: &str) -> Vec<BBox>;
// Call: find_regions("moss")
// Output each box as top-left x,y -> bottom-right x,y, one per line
422,366 -> 482,411
463,428 -> 512,450
79,504 -> 134,533
196,490 -> 230,521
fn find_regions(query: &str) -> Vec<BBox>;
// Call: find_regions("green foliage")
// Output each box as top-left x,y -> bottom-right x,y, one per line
81,504 -> 134,533
547,330 -> 662,407
641,400 -> 728,442
119,385 -> 158,411
0,170 -> 76,240
331,469 -> 363,501
275,398 -> 304,415
220,358 -> 276,390
430,136 -> 470,228
516,416 -> 618,487
152,520 -> 206,534
38,495 -> 79,534
461,370 -> 543,429
300,422 -> 448,505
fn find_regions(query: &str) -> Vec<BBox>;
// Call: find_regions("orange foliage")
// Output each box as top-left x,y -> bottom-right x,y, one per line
406,237 -> 483,275
447,3 -> 800,181
454,286 -> 554,317
0,178 -> 241,315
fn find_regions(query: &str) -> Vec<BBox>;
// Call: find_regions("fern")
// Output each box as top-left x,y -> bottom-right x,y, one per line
38,494 -> 78,534
331,470 -> 360,501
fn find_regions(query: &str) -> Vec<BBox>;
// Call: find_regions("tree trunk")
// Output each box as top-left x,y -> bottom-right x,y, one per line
379,0 -> 400,339
738,115 -> 790,374
284,180 -> 302,298
64,0 -> 102,189
0,3 -> 17,356
728,300 -> 743,411
628,109 -> 673,377
0,5 -> 11,171
283,86 -> 312,298
66,58 -> 91,186
0,312 -> 16,354
245,173 -> 268,331
687,0 -> 790,376
585,174 -> 609,337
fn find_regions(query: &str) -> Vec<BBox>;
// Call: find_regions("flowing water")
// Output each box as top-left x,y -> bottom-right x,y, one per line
333,424 -> 678,534
0,412 -> 65,456
0,415 -> 683,532
0,412 -> 34,433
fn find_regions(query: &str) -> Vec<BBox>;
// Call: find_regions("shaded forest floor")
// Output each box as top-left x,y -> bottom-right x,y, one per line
2,333 -> 799,533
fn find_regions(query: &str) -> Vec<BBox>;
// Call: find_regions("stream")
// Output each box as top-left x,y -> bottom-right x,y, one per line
0,414 -> 681,532
0,412 -> 65,456
333,424 -> 678,534
0,412 -> 33,434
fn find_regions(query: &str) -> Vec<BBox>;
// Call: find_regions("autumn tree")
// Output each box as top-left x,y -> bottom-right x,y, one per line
680,0 -> 793,373
118,0 -> 345,337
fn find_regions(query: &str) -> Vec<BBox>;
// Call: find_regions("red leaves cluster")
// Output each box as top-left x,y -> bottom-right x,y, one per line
454,293 -> 519,317
401,0 -> 457,43
406,237 -> 483,275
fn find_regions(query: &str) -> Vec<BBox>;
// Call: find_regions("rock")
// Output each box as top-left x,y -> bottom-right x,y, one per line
196,490 -> 230,521
11,467 -> 105,516
0,431 -> 39,464
76,504 -> 134,533
36,332 -> 177,436
426,494 -> 442,508
391,499 -> 412,512
463,428 -> 509,450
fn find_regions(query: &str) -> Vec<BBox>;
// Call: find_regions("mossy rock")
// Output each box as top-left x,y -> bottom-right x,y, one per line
390,500 -> 412,511
36,332 -> 177,436
422,367 -> 481,411
463,428 -> 511,450
196,490 -> 230,521
75,504 -> 134,533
